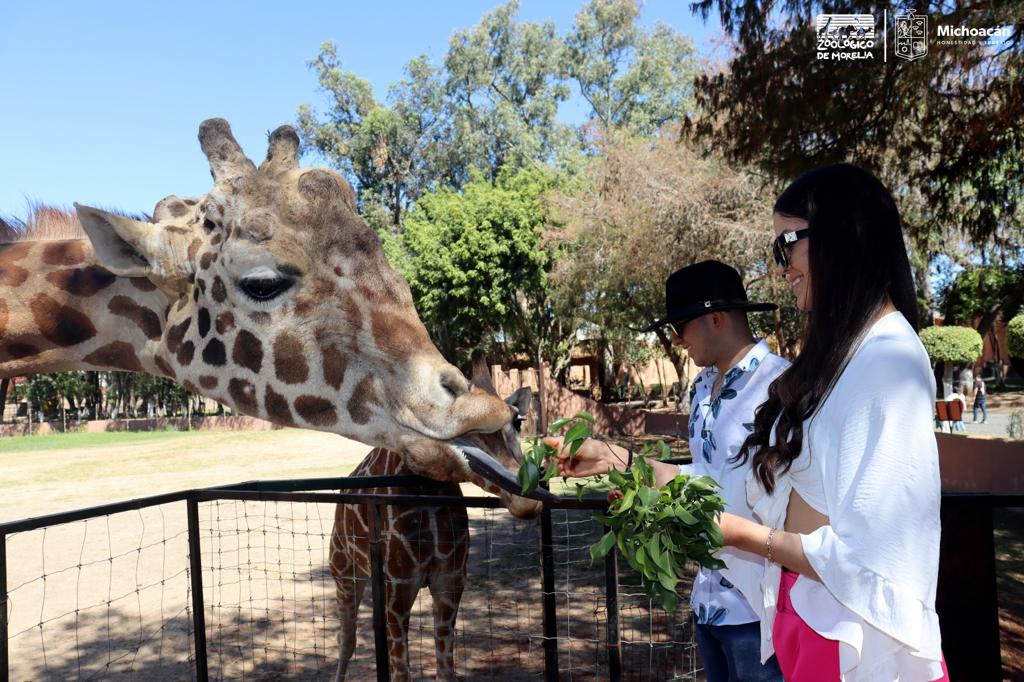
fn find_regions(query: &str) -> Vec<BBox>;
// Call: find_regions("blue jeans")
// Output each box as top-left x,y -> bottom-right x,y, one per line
694,618 -> 783,682
973,396 -> 988,422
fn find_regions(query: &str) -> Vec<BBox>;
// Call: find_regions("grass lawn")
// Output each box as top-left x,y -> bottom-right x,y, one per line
0,427 -> 373,522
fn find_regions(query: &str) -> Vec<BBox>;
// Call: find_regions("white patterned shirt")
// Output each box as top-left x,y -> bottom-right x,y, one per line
681,339 -> 789,626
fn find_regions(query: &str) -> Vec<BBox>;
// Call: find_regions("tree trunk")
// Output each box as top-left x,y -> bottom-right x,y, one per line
0,378 -> 9,422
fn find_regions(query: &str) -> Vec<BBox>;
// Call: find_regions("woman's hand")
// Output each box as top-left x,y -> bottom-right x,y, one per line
542,436 -> 627,478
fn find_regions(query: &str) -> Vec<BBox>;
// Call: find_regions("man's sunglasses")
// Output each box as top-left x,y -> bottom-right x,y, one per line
772,228 -> 810,268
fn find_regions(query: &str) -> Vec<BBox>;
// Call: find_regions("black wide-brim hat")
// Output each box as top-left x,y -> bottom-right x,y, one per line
643,260 -> 778,333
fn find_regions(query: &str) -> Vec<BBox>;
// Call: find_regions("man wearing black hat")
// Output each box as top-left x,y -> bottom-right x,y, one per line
548,260 -> 787,681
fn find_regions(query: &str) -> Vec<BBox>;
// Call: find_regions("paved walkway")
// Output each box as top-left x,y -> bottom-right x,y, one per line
942,408 -> 1017,439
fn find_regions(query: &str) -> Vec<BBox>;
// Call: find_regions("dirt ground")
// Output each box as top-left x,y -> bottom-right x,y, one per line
1,429 -> 701,681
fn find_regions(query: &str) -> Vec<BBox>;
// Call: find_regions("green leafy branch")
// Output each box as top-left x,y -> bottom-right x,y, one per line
518,411 -> 595,496
589,451 -> 725,613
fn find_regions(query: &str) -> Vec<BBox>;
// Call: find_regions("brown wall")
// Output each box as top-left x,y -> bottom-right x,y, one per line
937,433 -> 1024,494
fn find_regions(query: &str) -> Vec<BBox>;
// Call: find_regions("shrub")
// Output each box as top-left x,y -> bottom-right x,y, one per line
919,326 -> 983,364
1008,314 -> 1024,359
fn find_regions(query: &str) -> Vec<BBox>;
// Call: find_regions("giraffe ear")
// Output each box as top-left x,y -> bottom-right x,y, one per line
74,203 -> 193,280
505,387 -> 533,419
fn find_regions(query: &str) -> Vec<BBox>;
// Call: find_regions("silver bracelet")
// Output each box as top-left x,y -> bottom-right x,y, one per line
766,528 -> 778,565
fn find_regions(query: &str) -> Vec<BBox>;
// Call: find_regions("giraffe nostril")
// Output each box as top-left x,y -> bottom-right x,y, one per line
439,368 -> 469,399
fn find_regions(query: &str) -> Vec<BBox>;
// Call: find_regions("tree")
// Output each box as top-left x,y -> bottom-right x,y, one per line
565,0 -> 698,135
394,165 -> 567,364
689,0 -> 1024,246
298,44 -> 449,227
1007,313 -> 1024,377
943,264 -> 1024,387
444,1 -> 575,182
920,325 -> 984,396
547,130 -> 776,398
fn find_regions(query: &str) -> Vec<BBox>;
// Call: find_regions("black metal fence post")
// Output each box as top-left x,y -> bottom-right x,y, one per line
1,531 -> 8,682
186,495 -> 208,682
540,501 -> 559,681
368,503 -> 390,682
604,547 -> 621,682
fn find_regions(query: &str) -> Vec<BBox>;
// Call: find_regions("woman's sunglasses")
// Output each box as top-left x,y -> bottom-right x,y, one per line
772,228 -> 810,268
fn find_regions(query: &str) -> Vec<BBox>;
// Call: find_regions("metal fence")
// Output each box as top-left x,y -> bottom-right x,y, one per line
0,475 -> 701,681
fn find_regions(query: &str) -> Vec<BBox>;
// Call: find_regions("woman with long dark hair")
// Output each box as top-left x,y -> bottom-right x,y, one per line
717,164 -> 948,680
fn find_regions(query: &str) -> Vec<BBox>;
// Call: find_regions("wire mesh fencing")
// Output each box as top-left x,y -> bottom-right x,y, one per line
2,494 -> 196,681
1,479 -> 704,681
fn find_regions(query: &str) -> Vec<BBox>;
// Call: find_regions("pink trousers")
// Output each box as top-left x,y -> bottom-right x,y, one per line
773,569 -> 950,681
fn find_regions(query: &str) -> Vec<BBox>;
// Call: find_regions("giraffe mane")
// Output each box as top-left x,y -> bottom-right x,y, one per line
0,202 -> 149,243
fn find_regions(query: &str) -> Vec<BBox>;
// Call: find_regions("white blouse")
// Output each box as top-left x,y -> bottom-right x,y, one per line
745,312 -> 944,681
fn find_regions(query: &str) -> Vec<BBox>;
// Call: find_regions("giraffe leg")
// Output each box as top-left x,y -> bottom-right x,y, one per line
384,577 -> 419,682
428,566 -> 465,681
333,573 -> 367,682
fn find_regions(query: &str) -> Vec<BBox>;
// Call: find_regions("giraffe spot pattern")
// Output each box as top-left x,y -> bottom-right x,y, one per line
108,295 -> 162,340
41,240 -> 85,266
215,311 -> 235,334
187,238 -> 202,262
347,376 -> 379,425
228,377 -> 259,415
166,317 -> 191,353
83,341 -> 142,372
322,345 -> 347,390
176,340 -> 195,366
199,375 -> 218,390
294,395 -> 337,426
167,202 -> 189,217
129,277 -> 158,292
371,309 -> 427,354
273,333 -> 308,384
154,355 -> 176,379
264,384 -> 296,427
30,294 -> 97,347
0,262 -> 29,287
6,343 -> 41,359
210,233 -> 223,246
232,329 -> 263,374
211,276 -> 227,303
199,251 -> 217,270
197,308 -> 211,338
201,338 -> 227,366
45,265 -> 117,297
192,287 -> 199,303
0,242 -> 32,261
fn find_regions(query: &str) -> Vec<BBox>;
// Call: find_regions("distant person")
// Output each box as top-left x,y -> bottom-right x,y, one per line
947,385 -> 967,432
972,375 -> 988,423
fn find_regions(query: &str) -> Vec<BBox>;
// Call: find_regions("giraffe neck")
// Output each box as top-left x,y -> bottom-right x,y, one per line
0,239 -> 172,379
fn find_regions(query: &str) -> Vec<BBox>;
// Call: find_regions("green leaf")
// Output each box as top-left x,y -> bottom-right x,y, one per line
562,421 -> 592,447
571,411 -> 596,424
673,507 -> 699,525
590,531 -> 616,560
549,417 -> 572,432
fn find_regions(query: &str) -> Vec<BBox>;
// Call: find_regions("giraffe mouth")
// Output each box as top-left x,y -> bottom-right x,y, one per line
452,439 -> 558,503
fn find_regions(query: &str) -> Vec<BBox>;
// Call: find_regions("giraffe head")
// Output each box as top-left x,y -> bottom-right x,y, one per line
72,118 -> 516,480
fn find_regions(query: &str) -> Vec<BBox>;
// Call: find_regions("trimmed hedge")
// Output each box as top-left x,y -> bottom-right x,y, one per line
1008,314 -> 1024,359
919,325 -> 983,364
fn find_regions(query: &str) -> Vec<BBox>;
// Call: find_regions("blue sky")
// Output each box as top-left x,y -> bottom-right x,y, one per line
0,1 -> 720,217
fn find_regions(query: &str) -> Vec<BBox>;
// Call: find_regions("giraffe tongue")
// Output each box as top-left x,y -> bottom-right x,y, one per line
452,439 -> 558,502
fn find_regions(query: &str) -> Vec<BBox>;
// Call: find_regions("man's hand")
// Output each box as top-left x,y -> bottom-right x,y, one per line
542,436 -> 628,478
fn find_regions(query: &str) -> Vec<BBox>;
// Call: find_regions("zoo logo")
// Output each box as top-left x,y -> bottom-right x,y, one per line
815,14 -> 876,61
895,9 -> 928,61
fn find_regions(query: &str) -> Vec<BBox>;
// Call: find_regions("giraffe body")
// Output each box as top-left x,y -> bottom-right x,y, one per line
332,383 -> 534,681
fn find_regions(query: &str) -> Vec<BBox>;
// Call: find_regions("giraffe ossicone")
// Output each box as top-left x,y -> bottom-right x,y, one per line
0,118 -> 531,486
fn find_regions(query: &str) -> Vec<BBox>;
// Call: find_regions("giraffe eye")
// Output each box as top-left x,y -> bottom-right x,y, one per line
237,276 -> 293,302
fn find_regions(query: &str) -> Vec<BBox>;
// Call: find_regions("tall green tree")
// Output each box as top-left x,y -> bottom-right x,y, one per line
565,0 -> 698,135
689,0 -> 1024,245
394,165 -> 568,363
